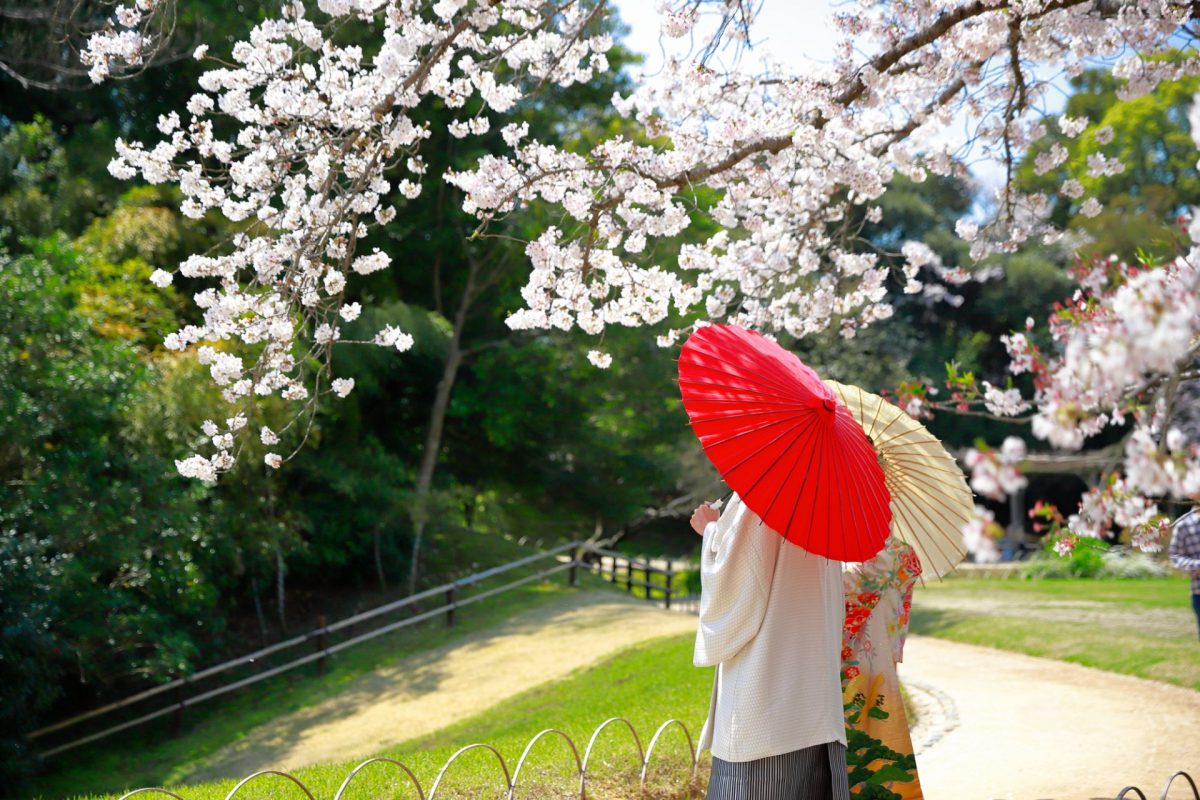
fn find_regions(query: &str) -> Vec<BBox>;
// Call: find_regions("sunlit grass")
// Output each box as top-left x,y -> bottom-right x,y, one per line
923,574 -> 1191,607
34,576 -> 593,799
911,575 -> 1199,690
69,633 -> 710,800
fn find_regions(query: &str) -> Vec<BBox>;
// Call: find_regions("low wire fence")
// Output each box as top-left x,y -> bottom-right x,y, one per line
104,722 -> 1195,800
1115,771 -> 1198,800
29,542 -> 698,760
112,717 -> 702,800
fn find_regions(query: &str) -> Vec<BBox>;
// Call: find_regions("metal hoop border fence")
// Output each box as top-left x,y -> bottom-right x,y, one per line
104,722 -> 1193,800
33,542 -> 1195,800
112,717 -> 701,800
1115,770 -> 1200,800
31,543 -> 697,760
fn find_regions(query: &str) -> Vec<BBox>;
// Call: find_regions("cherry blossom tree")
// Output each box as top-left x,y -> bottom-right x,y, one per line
939,240 -> 1200,558
0,0 -> 186,89
85,0 -> 1200,560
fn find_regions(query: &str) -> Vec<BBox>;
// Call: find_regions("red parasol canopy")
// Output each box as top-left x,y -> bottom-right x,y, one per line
678,324 -> 892,562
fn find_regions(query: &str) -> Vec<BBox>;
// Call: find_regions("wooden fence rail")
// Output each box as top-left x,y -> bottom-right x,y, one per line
580,547 -> 695,611
28,542 -> 697,759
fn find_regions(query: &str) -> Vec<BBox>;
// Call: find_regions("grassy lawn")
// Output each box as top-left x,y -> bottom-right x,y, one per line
73,633 -> 709,800
911,575 -> 1199,691
921,574 -> 1190,606
40,568 -> 1199,800
33,575 -> 604,800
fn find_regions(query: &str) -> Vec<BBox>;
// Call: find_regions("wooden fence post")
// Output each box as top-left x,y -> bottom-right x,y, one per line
665,560 -> 674,610
31,542 -> 646,757
316,615 -> 328,676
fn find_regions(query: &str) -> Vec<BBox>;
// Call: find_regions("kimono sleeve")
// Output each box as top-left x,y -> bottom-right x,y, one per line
693,496 -> 781,667
893,582 -> 915,663
892,546 -> 923,663
841,563 -> 883,647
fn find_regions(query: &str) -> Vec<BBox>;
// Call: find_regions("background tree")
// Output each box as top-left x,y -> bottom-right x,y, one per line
0,6 -> 705,787
1019,64 -> 1200,261
8,0 -> 1200,788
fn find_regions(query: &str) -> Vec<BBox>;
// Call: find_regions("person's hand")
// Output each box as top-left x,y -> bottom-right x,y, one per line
690,502 -> 721,535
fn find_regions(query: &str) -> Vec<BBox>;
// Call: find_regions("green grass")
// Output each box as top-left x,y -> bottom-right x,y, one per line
926,574 -> 1190,607
40,568 -> 1199,800
74,633 -> 710,800
33,574 -> 606,800
911,575 -> 1200,691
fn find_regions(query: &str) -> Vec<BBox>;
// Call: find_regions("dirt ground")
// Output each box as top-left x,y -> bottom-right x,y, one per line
902,635 -> 1200,800
186,590 -> 697,782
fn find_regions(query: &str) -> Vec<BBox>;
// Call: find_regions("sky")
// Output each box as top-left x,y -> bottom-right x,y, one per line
612,0 -> 840,75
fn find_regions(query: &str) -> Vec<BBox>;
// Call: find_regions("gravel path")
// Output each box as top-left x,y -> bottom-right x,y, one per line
186,590 -> 696,783
902,635 -> 1200,800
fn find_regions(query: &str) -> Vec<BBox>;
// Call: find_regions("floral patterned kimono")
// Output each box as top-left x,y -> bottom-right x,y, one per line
841,538 -> 923,799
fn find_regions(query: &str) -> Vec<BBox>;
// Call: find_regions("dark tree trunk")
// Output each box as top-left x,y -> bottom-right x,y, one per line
407,260 -> 478,596
373,526 -> 387,593
275,547 -> 287,633
251,577 -> 268,647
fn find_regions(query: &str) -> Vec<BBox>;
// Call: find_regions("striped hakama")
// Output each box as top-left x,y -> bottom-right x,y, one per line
707,742 -> 851,800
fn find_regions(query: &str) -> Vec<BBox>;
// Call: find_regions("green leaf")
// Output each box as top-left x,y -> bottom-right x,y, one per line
868,765 -> 917,785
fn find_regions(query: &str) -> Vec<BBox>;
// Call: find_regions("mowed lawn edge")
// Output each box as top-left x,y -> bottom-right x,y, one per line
47,577 -> 1197,800
910,575 -> 1199,691
70,632 -> 711,800
33,574 -> 617,800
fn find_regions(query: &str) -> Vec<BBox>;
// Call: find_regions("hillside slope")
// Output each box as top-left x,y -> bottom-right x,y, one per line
186,589 -> 696,782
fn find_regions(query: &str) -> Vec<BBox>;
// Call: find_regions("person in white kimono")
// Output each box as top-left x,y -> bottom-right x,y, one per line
691,494 -> 850,800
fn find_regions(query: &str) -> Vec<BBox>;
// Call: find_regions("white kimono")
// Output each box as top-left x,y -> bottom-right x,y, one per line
694,494 -> 846,763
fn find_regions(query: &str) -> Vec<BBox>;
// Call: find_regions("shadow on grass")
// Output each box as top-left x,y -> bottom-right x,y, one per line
908,606 -> 970,637
31,583 -> 589,799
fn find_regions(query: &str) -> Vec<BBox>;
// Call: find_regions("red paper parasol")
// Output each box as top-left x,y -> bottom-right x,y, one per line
678,324 -> 892,561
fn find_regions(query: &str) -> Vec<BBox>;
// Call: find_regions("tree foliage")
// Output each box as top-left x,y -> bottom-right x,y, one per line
1019,65 -> 1200,260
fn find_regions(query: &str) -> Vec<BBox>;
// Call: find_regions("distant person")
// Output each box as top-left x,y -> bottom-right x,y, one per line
1169,508 -> 1200,641
690,495 -> 849,800
841,538 -> 924,798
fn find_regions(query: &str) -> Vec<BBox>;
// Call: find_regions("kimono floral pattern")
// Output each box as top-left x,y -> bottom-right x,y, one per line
841,538 -> 924,799
891,547 -> 922,662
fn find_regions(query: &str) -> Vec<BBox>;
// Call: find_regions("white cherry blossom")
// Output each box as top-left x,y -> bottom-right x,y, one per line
86,0 -> 1200,488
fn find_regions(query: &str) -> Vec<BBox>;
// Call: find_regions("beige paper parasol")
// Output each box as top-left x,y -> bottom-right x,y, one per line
824,380 -> 974,579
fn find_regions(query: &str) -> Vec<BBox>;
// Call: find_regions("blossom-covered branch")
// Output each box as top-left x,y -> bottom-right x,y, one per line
94,0 -> 611,479
88,0 -> 1200,483
1,0 -> 182,89
451,0 -> 1197,346
902,233 -> 1200,557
